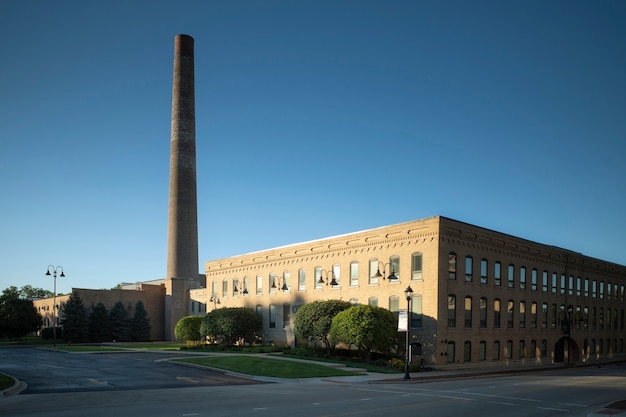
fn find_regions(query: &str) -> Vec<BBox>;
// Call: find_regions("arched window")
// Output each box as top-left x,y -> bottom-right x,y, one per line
479,297 -> 488,328
448,252 -> 457,280
494,299 -> 501,329
448,294 -> 456,328
464,341 -> 472,362
464,296 -> 473,328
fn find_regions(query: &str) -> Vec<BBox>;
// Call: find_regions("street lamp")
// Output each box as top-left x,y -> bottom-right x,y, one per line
374,261 -> 399,281
317,269 -> 338,287
404,285 -> 413,380
45,265 -> 65,347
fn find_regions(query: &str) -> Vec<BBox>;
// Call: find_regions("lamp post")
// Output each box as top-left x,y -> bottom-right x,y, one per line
45,265 -> 65,347
404,286 -> 413,380
317,269 -> 338,287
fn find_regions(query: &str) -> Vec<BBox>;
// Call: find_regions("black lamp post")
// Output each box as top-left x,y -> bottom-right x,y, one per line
45,265 -> 65,347
375,261 -> 399,281
404,286 -> 413,380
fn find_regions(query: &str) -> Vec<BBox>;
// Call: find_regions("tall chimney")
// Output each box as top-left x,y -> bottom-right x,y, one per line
164,34 -> 199,340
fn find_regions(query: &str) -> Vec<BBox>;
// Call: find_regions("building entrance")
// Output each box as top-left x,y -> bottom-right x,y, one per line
555,336 -> 579,364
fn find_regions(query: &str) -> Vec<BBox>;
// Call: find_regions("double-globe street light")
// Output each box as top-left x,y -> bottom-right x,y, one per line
45,265 -> 65,347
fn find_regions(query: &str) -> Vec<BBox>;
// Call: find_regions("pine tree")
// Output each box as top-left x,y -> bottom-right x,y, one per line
60,292 -> 90,343
110,301 -> 132,342
131,300 -> 151,342
89,303 -> 112,342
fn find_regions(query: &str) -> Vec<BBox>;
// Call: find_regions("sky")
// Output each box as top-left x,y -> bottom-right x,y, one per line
1,0 -> 625,295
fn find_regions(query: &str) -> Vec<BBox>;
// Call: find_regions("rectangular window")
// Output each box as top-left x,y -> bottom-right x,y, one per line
607,283 -> 612,301
283,304 -> 291,328
592,280 -> 597,298
560,274 -> 566,294
269,304 -> 276,329
465,256 -> 473,282
542,303 -> 548,329
508,265 -> 515,288
542,271 -> 548,292
448,295 -> 456,328
519,301 -> 526,329
551,273 -> 557,294
298,269 -> 306,291
269,273 -> 277,293
493,341 -> 500,360
479,341 -> 486,361
222,280 -> 228,298
332,264 -> 340,287
350,262 -> 359,286
315,267 -> 323,289
569,276 -> 574,295
412,253 -> 423,280
411,295 -> 423,328
256,275 -> 263,295
600,281 -> 605,299
283,271 -> 291,291
479,297 -> 487,328
519,340 -> 525,359
531,302 -> 537,329
233,278 -> 239,296
519,267 -> 526,289
389,296 -> 399,313
551,304 -> 557,329
494,262 -> 501,286
480,259 -> 488,285
577,277 -> 582,297
369,259 -> 379,285
464,296 -> 472,328
448,253 -> 457,280
243,276 -> 250,295
531,269 -> 538,291
507,300 -> 514,328
584,278 -> 589,297
494,299 -> 501,329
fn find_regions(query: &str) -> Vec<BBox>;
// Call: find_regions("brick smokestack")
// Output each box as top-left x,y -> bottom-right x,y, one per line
165,34 -> 200,340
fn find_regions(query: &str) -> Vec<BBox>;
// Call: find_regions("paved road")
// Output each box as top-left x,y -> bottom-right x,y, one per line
0,347 -> 261,393
2,347 -> 626,417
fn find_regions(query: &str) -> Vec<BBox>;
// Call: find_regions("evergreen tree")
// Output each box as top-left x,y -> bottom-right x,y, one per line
0,297 -> 42,341
60,292 -> 90,343
110,301 -> 132,342
89,303 -> 112,342
131,301 -> 151,342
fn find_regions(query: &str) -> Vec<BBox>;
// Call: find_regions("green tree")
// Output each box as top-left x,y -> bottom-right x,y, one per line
200,307 -> 260,346
19,285 -> 54,299
329,304 -> 397,360
2,287 -> 20,301
110,301 -> 132,342
0,297 -> 42,341
131,301 -> 151,342
60,292 -> 90,343
174,315 -> 204,345
293,300 -> 352,353
89,303 -> 112,342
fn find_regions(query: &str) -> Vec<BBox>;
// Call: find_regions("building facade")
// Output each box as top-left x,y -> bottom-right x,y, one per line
196,216 -> 626,368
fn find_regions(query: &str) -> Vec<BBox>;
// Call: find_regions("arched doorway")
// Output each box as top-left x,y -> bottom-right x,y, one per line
555,336 -> 580,364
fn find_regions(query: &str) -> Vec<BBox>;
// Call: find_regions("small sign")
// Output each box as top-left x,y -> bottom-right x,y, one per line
398,310 -> 408,331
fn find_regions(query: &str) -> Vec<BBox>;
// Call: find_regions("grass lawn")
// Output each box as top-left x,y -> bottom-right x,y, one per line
49,345 -> 130,353
0,372 -> 15,391
175,356 -> 363,378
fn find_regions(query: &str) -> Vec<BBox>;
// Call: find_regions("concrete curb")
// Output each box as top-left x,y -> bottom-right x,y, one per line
0,375 -> 27,397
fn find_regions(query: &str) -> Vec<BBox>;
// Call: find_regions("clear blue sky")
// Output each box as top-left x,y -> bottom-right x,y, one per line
1,1 -> 625,295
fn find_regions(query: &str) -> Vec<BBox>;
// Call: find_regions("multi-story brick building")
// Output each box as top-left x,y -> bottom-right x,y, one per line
196,216 -> 626,368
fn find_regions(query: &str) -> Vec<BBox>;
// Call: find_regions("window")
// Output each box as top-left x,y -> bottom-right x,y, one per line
233,278 -> 239,296
519,267 -> 526,289
243,276 -> 250,295
315,267 -> 323,289
530,340 -> 537,359
531,269 -> 538,291
584,278 -> 589,297
369,259 -> 379,285
411,252 -> 423,280
569,276 -> 574,296
368,297 -> 378,307
332,264 -> 340,287
479,341 -> 487,361
494,262 -> 501,286
447,341 -> 455,363
464,341 -> 472,362
298,269 -> 306,291
551,273 -> 557,294
283,304 -> 291,328
583,306 -> 589,329
542,271 -> 548,292
269,304 -> 276,329
519,301 -> 526,328
592,280 -> 597,298
350,262 -> 359,286
389,256 -> 400,279
494,299 -> 501,329
577,277 -> 582,297
465,256 -> 473,282
531,302 -> 537,329
411,295 -> 423,328
448,294 -> 456,328
541,340 -> 548,357
269,273 -> 277,293
256,305 -> 263,326
479,297 -> 487,328
542,303 -> 548,329
560,274 -> 566,294
493,341 -> 500,361
480,259 -> 488,284
222,280 -> 228,298
448,252 -> 457,280
256,275 -> 263,295
519,340 -> 525,359
508,264 -> 515,288
507,300 -> 514,328
600,281 -> 605,299
464,296 -> 473,328
506,340 -> 513,359
389,295 -> 399,314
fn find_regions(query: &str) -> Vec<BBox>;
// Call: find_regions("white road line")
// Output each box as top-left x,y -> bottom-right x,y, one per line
537,407 -> 569,412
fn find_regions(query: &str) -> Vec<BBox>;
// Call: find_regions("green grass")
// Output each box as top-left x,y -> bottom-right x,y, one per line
49,345 -> 129,352
175,355 -> 363,378
0,372 -> 15,391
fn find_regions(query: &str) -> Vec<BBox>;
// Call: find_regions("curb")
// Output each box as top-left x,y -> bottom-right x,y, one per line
0,375 -> 27,397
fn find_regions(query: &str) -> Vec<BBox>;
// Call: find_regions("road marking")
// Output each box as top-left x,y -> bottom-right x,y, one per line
537,407 -> 569,412
182,414 -> 200,416
489,401 -> 519,406
358,388 -> 475,401
253,408 -> 267,411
